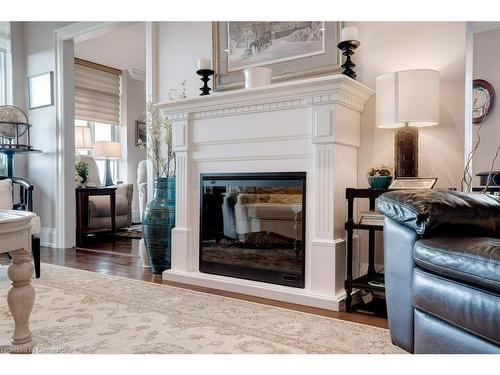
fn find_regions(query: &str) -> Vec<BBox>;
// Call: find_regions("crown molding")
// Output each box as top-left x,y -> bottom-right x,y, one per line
473,22 -> 500,34
155,74 -> 374,121
128,68 -> 146,82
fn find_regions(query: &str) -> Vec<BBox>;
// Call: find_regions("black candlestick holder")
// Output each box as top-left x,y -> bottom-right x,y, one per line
196,69 -> 215,96
337,40 -> 360,80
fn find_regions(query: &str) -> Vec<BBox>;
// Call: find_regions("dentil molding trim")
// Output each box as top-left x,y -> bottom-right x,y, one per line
156,74 -> 374,121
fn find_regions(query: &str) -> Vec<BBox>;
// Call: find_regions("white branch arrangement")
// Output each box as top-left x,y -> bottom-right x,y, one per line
138,100 -> 175,179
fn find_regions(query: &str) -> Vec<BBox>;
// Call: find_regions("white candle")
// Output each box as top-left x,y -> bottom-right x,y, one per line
341,27 -> 359,42
197,58 -> 211,70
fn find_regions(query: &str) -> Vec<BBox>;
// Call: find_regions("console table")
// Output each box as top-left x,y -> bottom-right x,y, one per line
76,187 -> 116,246
0,210 -> 35,346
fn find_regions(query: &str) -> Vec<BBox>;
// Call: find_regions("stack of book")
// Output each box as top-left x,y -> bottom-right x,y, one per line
359,210 -> 385,227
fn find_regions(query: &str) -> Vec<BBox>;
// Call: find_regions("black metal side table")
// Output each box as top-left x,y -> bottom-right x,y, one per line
344,188 -> 388,312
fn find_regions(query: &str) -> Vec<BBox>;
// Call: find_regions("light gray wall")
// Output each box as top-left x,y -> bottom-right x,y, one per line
472,28 -> 500,183
349,21 -> 467,190
157,22 -> 212,101
347,21 -> 467,268
21,22 -> 72,237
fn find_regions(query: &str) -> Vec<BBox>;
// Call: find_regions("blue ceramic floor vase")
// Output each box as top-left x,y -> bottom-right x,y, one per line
142,177 -> 176,274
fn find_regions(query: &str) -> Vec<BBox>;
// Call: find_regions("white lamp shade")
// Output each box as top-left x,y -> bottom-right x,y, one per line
93,141 -> 121,159
376,69 -> 440,128
74,126 -> 93,150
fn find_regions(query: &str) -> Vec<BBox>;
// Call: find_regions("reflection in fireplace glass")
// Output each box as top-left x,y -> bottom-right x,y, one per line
200,173 -> 305,288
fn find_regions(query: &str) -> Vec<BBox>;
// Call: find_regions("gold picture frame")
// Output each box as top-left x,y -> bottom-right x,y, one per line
212,22 -> 343,91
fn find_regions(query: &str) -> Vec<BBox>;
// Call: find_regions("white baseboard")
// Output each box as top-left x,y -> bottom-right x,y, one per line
163,269 -> 345,311
39,227 -> 56,248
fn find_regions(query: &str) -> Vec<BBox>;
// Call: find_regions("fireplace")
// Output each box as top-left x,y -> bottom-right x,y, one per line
159,75 -> 373,310
200,172 -> 306,288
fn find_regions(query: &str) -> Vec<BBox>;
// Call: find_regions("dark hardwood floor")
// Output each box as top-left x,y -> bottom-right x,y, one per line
1,235 -> 389,329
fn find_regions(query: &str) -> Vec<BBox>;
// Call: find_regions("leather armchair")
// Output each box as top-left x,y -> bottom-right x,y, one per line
378,190 -> 500,354
76,155 -> 133,229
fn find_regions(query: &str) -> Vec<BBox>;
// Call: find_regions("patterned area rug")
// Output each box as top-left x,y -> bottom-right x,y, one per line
0,264 -> 404,354
116,224 -> 143,239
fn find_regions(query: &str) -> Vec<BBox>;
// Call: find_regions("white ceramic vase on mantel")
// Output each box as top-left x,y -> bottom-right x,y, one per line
244,67 -> 272,89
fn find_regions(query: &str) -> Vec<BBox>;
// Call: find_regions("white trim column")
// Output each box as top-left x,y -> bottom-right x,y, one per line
145,22 -> 158,203
170,118 -> 195,272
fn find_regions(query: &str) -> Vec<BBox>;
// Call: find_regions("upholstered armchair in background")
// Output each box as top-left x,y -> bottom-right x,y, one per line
76,155 -> 133,229
137,160 -> 147,222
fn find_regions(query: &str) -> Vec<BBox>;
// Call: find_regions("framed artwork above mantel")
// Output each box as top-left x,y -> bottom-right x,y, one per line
212,21 -> 342,91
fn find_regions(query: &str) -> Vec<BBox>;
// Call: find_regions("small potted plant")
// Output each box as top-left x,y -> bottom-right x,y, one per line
367,166 -> 393,189
75,159 -> 89,188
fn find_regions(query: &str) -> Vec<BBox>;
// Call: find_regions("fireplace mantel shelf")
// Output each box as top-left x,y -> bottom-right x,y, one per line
155,74 -> 374,121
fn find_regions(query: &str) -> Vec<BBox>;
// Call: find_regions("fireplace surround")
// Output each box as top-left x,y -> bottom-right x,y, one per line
157,75 -> 373,310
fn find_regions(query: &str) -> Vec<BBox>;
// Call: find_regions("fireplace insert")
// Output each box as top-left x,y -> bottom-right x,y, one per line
200,172 -> 306,288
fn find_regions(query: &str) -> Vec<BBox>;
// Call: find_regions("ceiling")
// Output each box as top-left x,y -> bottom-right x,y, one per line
74,22 -> 146,74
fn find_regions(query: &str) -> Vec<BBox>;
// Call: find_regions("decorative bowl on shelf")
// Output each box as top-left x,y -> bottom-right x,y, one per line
244,67 -> 272,89
367,175 -> 392,189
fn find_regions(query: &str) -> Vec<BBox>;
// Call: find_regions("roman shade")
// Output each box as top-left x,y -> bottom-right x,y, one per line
74,58 -> 121,125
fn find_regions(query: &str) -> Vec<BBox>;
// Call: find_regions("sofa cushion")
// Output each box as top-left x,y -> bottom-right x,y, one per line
89,195 -> 129,217
414,236 -> 500,292
378,190 -> 500,237
0,178 -> 13,209
246,203 -> 301,220
413,268 -> 500,347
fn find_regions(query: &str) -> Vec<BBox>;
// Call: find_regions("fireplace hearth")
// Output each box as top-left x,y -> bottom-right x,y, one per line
200,172 -> 306,288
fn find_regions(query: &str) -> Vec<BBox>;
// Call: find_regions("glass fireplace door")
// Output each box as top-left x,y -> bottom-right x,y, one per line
200,172 -> 306,288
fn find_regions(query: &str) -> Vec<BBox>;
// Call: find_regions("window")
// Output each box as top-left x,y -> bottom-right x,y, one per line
93,122 -> 119,184
74,58 -> 122,185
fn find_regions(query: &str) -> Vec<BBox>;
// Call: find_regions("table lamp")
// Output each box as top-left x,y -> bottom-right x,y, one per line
74,126 -> 93,152
376,69 -> 440,177
93,141 -> 120,186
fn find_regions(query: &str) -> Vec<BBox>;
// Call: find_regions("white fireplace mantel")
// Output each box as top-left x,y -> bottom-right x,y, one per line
156,75 -> 373,120
157,75 -> 374,311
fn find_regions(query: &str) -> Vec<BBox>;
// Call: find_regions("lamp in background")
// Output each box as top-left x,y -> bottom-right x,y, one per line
376,69 -> 440,177
74,126 -> 93,152
93,141 -> 121,186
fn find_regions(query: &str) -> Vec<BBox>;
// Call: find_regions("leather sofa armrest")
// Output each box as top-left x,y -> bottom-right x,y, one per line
383,217 -> 418,353
378,190 -> 500,237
